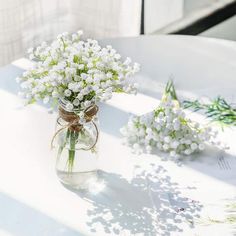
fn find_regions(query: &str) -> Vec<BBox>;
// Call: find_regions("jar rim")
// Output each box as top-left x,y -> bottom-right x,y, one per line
58,98 -> 98,114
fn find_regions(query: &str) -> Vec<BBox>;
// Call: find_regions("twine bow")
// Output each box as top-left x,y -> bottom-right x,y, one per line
51,104 -> 99,150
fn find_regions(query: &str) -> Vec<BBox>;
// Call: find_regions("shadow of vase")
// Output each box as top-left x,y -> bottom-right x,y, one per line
66,163 -> 202,235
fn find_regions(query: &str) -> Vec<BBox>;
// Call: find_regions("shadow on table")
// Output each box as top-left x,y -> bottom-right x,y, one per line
0,65 -> 23,94
71,164 -> 202,236
179,145 -> 236,187
98,102 -> 133,138
0,192 -> 82,236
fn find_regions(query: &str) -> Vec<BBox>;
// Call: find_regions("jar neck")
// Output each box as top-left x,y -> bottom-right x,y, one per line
58,98 -> 98,115
58,98 -> 99,124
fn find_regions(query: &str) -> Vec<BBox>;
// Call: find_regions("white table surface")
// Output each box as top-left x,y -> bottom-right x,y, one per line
0,35 -> 236,236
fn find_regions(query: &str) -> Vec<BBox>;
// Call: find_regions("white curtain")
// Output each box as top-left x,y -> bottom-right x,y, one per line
0,0 -> 141,66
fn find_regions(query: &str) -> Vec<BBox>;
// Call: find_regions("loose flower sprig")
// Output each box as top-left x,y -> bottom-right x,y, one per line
121,81 -> 223,158
16,30 -> 140,119
183,97 -> 236,127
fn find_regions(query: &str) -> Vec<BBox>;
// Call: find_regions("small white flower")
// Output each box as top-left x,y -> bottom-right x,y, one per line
72,84 -> 80,93
86,76 -> 93,83
84,100 -> 91,107
77,93 -> 83,100
68,83 -> 75,90
191,143 -> 198,150
163,144 -> 169,151
133,63 -> 140,72
185,139 -> 191,145
27,47 -> 34,54
64,89 -> 72,97
114,54 -> 121,60
81,73 -> 87,80
38,84 -> 45,92
92,85 -> 99,91
170,151 -> 177,157
77,30 -> 83,36
87,62 -> 93,68
184,149 -> 192,155
65,102 -> 73,111
124,57 -> 131,65
171,141 -> 179,149
29,54 -> 34,60
164,136 -> 171,143
155,124 -> 162,131
73,98 -> 80,106
146,127 -> 152,134
106,72 -> 112,79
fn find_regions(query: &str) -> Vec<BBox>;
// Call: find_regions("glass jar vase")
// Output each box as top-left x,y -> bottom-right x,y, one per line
53,100 -> 99,190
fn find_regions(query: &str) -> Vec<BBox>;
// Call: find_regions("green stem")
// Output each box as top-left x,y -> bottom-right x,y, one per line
183,97 -> 236,126
68,129 -> 79,172
57,129 -> 70,160
68,130 -> 75,172
164,80 -> 178,101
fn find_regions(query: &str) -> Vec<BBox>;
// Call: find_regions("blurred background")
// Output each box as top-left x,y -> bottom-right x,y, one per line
0,0 -> 235,66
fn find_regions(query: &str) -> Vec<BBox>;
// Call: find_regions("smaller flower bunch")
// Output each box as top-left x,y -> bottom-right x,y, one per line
121,81 -> 222,158
16,30 -> 140,119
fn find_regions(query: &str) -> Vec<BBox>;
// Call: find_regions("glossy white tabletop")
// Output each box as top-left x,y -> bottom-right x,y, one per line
0,35 -> 236,236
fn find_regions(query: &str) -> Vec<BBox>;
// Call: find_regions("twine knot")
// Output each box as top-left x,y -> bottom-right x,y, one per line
51,104 -> 99,150
58,105 -> 99,132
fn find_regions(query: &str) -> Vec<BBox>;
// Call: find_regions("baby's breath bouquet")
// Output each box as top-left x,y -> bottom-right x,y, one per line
121,81 -> 223,159
17,30 -> 139,189
17,30 -> 139,115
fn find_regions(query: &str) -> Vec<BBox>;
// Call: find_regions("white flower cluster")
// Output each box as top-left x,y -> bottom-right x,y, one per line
17,30 -> 139,115
121,95 -> 221,158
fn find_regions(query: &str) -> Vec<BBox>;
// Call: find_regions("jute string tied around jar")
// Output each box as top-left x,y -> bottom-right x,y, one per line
51,104 -> 99,150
